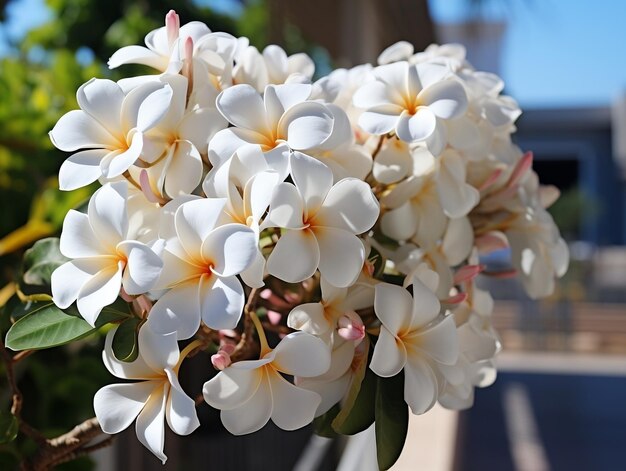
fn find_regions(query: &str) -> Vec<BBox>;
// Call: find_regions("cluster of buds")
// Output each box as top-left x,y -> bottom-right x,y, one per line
48,11 -> 568,465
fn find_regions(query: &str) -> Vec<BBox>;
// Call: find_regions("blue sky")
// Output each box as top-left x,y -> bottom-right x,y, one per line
2,0 -> 625,108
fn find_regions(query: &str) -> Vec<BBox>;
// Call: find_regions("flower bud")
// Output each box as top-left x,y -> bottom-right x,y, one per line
337,310 -> 365,343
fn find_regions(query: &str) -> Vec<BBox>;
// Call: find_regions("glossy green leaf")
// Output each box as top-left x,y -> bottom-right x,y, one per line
5,301 -> 129,351
313,403 -> 340,439
111,316 -> 141,362
22,237 -> 68,287
375,372 -> 409,470
0,411 -> 18,444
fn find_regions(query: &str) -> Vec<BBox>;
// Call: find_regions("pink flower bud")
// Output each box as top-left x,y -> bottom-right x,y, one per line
211,351 -> 231,370
442,292 -> 468,305
165,10 -> 180,48
453,264 -> 484,285
337,311 -> 365,343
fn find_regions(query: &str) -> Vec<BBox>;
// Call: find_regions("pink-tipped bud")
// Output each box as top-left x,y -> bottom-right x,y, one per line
267,310 -> 282,325
211,351 -> 232,370
475,231 -> 509,254
443,292 -> 468,305
454,264 -> 484,285
184,36 -> 194,62
506,151 -> 533,189
478,168 -> 503,191
364,259 -> 376,277
165,10 -> 180,48
139,169 -> 166,205
219,343 -> 236,356
337,311 -> 365,343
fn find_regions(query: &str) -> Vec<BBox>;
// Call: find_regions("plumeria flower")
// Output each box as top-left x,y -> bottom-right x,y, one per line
94,326 -> 200,463
203,157 -> 281,287
353,61 -> 468,143
287,278 -> 372,343
51,182 -> 163,326
297,337 -> 369,416
50,78 -> 174,190
209,83 -> 337,178
127,74 -> 227,199
233,44 -> 315,92
146,198 -> 257,339
108,10 -> 212,75
370,271 -> 459,415
203,318 -> 331,435
263,152 -> 379,287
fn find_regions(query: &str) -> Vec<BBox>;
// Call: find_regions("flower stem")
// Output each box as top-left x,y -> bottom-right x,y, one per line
250,311 -> 270,357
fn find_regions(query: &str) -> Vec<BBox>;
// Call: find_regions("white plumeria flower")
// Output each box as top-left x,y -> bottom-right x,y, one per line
370,273 -> 459,415
297,337 -> 368,416
203,158 -> 282,288
233,44 -> 315,92
209,83 -> 336,178
108,10 -> 212,74
353,61 -> 468,143
203,330 -> 331,435
146,198 -> 257,339
94,326 -> 200,463
128,74 -> 227,199
264,152 -> 379,287
51,182 -> 163,326
287,278 -> 373,343
50,78 -> 173,190
394,218 -> 475,298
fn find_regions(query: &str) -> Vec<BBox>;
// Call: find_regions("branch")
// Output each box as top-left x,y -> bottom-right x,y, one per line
231,288 -> 260,362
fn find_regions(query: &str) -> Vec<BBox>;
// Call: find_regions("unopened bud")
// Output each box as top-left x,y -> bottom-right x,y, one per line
337,311 -> 365,343
211,351 -> 231,370
165,10 -> 180,49
453,264 -> 484,285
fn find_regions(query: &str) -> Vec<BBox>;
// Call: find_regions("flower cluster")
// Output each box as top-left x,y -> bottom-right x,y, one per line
48,12 -> 568,465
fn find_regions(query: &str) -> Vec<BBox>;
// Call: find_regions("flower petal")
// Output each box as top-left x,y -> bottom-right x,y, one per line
414,315 -> 458,365
220,373 -> 273,435
290,151 -> 333,214
264,182 -> 305,229
272,332 -> 331,377
118,240 -> 163,295
136,83 -> 174,133
358,105 -> 402,135
396,108 -> 436,142
88,182 -> 129,247
410,278 -> 441,328
104,131 -> 144,178
216,84 -> 269,133
314,227 -> 365,288
175,198 -> 227,259
199,275 -> 245,330
76,79 -> 124,136
404,358 -> 438,415
374,282 -> 413,334
203,366 -> 263,411
269,372 -> 321,431
287,302 -> 331,336
163,140 -> 204,197
281,101 -> 334,150
49,110 -> 117,152
369,327 -> 406,377
419,79 -> 468,120
147,281 -> 201,340
267,229 -> 319,283
202,224 -> 256,277
135,384 -> 168,464
315,178 -> 379,234
165,369 -> 200,436
51,258 -> 108,309
58,149 -> 107,191
108,45 -> 165,70
77,261 -> 123,326
59,210 -> 102,259
94,382 -> 156,434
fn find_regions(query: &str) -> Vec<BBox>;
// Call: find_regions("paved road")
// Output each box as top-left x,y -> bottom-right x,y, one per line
458,372 -> 626,471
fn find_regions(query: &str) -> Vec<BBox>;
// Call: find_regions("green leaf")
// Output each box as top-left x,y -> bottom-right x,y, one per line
375,373 -> 409,470
22,237 -> 68,287
111,316 -> 141,362
5,301 -> 128,351
313,403 -> 340,439
332,337 -> 375,435
0,411 -> 18,444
